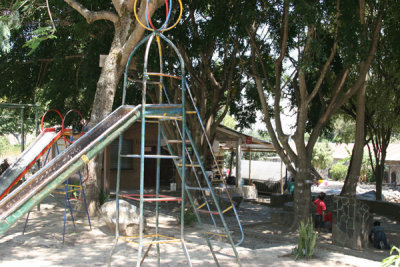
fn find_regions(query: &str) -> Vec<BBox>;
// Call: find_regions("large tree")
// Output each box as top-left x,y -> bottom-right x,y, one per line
366,55 -> 400,200
1,0 -> 166,214
245,0 -> 383,227
168,1 -> 246,167
128,1 -> 249,174
341,34 -> 400,200
64,0 -> 168,214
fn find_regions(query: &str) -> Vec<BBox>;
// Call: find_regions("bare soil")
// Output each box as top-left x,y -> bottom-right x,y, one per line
0,194 -> 394,267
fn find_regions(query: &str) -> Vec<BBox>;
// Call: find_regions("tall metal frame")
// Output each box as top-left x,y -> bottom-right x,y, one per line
108,1 -> 243,266
0,103 -> 40,152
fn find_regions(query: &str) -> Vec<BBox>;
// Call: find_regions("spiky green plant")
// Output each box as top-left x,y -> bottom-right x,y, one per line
292,218 -> 317,260
176,208 -> 197,226
382,246 -> 400,267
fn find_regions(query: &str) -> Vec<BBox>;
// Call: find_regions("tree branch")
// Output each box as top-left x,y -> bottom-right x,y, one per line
64,0 -> 119,24
121,0 -> 164,67
306,0 -> 341,105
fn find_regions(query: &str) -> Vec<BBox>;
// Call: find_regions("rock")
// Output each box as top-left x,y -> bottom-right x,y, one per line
101,200 -> 146,236
242,185 -> 258,200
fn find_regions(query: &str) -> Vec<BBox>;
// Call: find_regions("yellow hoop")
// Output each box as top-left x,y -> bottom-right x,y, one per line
133,0 -> 183,32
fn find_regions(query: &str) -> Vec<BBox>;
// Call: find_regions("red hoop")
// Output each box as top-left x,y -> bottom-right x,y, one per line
40,109 -> 63,132
62,109 -> 86,144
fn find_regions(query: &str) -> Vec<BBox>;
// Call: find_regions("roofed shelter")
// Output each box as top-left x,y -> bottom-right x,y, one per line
214,125 -> 277,190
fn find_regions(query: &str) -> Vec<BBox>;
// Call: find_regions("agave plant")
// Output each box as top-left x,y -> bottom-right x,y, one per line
382,246 -> 400,267
292,218 -> 317,260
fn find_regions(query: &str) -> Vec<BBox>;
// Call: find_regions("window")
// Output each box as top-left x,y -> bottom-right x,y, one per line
110,139 -> 134,170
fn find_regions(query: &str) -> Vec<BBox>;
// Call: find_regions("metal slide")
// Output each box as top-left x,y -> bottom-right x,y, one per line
0,104 -> 182,235
0,129 -> 63,200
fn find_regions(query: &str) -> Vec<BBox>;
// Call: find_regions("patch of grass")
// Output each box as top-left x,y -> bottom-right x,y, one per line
0,136 -> 21,158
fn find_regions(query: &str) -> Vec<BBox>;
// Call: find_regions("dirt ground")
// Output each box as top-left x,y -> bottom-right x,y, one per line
0,194 -> 395,267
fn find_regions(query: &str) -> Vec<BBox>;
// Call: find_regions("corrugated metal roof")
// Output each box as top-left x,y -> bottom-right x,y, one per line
216,125 -> 275,152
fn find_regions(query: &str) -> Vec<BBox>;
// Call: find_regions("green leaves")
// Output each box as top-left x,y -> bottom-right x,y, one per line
292,218 -> 317,260
0,21 -> 11,53
312,142 -> 333,171
0,10 -> 22,53
23,26 -> 57,56
382,246 -> 400,267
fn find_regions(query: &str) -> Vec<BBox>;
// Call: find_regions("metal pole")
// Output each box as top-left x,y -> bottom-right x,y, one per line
280,160 -> 284,194
155,34 -> 164,267
249,150 -> 252,185
35,107 -> 39,136
136,33 -> 155,267
20,107 -> 25,152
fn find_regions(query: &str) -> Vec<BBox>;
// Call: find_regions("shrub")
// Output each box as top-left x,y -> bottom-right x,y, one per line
312,142 -> 333,170
177,208 -> 197,226
292,218 -> 317,260
330,163 -> 348,180
98,188 -> 110,206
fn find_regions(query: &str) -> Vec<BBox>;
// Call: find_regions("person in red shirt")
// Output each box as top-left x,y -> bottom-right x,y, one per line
313,192 -> 326,233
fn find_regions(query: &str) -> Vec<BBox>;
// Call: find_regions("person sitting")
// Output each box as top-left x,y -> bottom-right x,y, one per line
0,159 -> 9,175
369,221 -> 390,250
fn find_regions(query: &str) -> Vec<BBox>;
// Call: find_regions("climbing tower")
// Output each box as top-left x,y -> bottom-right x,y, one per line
108,1 -> 243,266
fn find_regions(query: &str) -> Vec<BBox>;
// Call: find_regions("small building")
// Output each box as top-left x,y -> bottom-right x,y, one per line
329,143 -> 400,185
98,122 -> 275,192
382,144 -> 400,185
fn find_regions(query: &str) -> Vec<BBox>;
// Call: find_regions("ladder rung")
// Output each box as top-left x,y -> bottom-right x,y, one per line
120,234 -> 181,245
68,198 -> 84,201
222,205 -> 234,213
128,78 -> 162,85
120,154 -> 181,159
197,209 -> 219,215
197,203 -> 207,209
146,104 -> 182,109
186,186 -> 211,191
137,120 -> 159,123
146,115 -> 182,120
145,72 -> 182,80
167,140 -> 190,144
120,194 -> 182,202
186,111 -> 197,114
178,164 -> 200,167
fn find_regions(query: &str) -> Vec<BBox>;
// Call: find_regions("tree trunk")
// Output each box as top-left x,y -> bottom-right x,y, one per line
85,43 -> 124,215
292,159 -> 312,230
340,81 -> 366,197
375,162 -> 384,200
65,0 -> 166,215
